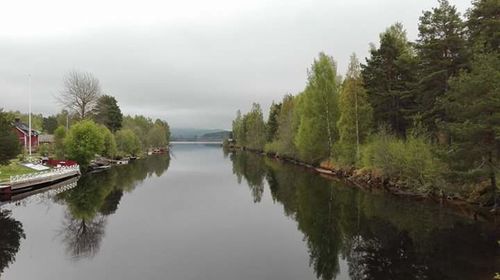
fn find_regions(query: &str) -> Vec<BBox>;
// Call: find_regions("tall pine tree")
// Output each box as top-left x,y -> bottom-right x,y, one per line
444,53 -> 500,206
415,0 -> 468,133
361,23 -> 417,137
466,0 -> 500,53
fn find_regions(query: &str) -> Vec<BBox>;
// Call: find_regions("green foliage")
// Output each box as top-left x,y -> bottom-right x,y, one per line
243,103 -> 267,150
64,120 -> 105,167
336,54 -> 373,165
295,53 -> 339,163
38,143 -> 51,157
154,119 -> 171,145
98,125 -> 117,158
115,129 -> 141,156
42,116 -> 58,134
146,124 -> 168,148
443,52 -> 500,193
414,0 -> 468,131
0,110 -> 21,165
93,95 -> 123,132
466,0 -> 500,53
53,126 -> 66,159
266,102 -> 281,142
122,115 -> 154,150
360,128 -> 446,192
232,110 -> 245,145
361,23 -> 417,136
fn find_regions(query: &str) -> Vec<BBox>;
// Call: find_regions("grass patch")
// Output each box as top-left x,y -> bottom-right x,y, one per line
0,161 -> 37,182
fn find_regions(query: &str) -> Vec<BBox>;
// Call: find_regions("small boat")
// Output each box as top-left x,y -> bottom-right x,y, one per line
88,164 -> 111,173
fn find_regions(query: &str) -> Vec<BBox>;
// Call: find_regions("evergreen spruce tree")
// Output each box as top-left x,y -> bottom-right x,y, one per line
266,102 -> 282,142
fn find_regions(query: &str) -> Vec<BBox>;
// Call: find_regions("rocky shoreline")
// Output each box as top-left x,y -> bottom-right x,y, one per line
228,145 -> 498,223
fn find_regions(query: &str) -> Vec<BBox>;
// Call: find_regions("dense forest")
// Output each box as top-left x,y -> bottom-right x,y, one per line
230,0 -> 499,204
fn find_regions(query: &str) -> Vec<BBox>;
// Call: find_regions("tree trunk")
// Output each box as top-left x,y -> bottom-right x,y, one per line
489,151 -> 497,209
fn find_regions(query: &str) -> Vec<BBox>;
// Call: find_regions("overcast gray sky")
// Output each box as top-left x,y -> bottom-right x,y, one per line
0,0 -> 470,129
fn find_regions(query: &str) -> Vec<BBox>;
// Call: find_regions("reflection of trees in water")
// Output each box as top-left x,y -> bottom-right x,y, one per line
0,210 -> 25,275
61,212 -> 106,260
230,152 -> 266,202
345,219 -> 427,280
228,151 -> 499,280
56,155 -> 170,260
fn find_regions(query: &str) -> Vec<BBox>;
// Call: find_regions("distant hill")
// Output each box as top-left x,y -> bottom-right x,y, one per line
199,131 -> 231,141
171,128 -> 230,141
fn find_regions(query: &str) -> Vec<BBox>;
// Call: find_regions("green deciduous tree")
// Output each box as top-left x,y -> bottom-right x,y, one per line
98,125 -> 117,158
153,119 -> 171,145
444,53 -> 500,205
54,126 -> 66,159
362,23 -> 417,137
336,54 -> 373,165
243,103 -> 267,151
65,120 -> 105,167
232,110 -> 245,146
122,115 -> 154,150
115,129 -> 141,156
93,95 -> 123,132
295,53 -> 340,163
147,124 -> 168,148
0,110 -> 21,165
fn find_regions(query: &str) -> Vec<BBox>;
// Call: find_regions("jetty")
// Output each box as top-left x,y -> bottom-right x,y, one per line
0,165 -> 80,194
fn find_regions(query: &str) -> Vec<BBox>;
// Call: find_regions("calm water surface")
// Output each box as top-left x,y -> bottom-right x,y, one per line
0,143 -> 498,279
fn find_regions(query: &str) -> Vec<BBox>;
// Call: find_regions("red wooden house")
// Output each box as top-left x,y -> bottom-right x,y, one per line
12,118 -> 39,151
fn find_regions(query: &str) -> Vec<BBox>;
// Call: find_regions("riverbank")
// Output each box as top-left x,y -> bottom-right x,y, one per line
227,145 -> 498,223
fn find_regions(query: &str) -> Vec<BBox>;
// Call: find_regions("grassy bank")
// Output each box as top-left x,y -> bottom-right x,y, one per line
0,161 -> 37,182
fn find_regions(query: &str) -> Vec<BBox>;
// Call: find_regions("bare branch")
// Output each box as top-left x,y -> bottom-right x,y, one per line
58,71 -> 102,119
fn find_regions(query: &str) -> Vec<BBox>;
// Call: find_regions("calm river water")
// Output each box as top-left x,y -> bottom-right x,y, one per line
0,143 -> 498,279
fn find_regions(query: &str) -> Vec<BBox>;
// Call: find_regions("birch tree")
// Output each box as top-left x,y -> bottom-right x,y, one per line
295,53 -> 340,163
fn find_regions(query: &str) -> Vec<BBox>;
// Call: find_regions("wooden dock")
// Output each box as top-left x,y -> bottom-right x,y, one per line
0,165 -> 80,194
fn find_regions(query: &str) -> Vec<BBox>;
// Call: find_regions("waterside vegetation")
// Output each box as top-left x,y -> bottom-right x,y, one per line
230,0 -> 500,207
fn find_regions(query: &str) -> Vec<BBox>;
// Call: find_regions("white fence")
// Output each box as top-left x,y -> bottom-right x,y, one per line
10,165 -> 80,184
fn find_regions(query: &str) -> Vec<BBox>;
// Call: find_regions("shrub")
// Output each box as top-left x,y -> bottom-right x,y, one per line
360,129 -> 446,193
38,143 -> 51,157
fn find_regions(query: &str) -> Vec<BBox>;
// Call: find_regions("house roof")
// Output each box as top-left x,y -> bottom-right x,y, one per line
13,120 -> 40,136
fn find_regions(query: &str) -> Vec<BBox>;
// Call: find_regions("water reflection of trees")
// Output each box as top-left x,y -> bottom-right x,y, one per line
230,152 -> 266,202
229,151 -> 498,280
55,155 -> 170,260
0,210 -> 25,275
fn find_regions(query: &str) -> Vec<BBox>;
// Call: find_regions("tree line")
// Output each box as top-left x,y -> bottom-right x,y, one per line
0,71 -> 171,168
231,0 -> 499,202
